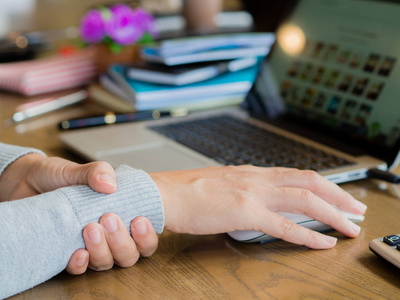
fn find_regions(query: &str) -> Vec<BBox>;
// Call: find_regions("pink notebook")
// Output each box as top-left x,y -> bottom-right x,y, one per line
0,50 -> 97,96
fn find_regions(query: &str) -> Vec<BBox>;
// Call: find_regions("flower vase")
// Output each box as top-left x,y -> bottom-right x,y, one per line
94,44 -> 139,74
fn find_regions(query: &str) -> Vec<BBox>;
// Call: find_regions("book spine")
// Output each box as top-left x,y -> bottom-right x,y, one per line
108,67 -> 137,104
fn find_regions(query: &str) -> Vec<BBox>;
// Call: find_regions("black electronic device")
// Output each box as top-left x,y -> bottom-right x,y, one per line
369,234 -> 400,268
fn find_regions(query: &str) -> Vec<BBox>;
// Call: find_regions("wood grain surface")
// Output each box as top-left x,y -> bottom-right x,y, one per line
2,91 -> 400,300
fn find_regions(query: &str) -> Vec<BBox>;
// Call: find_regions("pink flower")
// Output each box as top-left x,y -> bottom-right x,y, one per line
79,10 -> 105,43
104,4 -> 144,46
134,8 -> 159,37
79,4 -> 157,48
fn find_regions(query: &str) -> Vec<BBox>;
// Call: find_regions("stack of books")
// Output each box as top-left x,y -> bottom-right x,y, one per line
90,32 -> 275,112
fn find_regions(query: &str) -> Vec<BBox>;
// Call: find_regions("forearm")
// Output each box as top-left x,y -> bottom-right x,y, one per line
0,165 -> 164,299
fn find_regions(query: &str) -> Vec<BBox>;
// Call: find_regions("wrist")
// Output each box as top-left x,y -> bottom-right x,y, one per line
0,153 -> 45,201
148,172 -> 171,231
148,171 -> 184,233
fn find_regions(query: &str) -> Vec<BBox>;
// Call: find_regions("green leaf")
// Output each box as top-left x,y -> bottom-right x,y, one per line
109,43 -> 123,53
137,32 -> 155,46
104,36 -> 113,45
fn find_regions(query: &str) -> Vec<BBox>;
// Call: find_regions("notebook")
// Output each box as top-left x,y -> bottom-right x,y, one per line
0,50 -> 97,96
60,0 -> 400,184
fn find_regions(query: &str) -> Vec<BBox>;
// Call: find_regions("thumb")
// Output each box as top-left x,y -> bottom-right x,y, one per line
72,161 -> 117,194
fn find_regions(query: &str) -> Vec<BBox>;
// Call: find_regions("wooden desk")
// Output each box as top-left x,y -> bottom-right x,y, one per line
2,91 -> 400,300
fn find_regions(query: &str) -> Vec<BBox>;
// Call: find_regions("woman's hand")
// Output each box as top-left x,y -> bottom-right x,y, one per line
0,153 -> 159,274
67,214 -> 158,274
0,153 -> 117,202
150,166 -> 367,249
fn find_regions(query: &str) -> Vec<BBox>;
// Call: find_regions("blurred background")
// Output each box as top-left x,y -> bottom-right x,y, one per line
0,0 -> 290,36
0,0 -> 240,35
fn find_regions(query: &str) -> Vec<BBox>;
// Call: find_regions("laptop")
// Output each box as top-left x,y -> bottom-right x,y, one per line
60,0 -> 400,184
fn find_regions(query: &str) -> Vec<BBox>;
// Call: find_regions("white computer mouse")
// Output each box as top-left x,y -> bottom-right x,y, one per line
227,210 -> 365,243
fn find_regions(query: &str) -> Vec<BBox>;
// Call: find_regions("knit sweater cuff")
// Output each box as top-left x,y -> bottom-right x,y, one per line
62,165 -> 165,233
0,143 -> 46,175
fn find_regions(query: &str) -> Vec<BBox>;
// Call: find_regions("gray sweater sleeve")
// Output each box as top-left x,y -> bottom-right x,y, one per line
0,142 -> 46,175
0,144 -> 165,299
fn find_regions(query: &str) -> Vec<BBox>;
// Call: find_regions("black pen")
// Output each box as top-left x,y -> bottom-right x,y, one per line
59,108 -> 188,130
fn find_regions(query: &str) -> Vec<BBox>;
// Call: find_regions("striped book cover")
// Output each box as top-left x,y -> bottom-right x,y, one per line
0,50 -> 97,96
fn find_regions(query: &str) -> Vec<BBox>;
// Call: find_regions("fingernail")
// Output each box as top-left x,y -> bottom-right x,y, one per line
349,221 -> 361,235
321,235 -> 337,247
133,219 -> 147,235
76,255 -> 87,267
98,174 -> 117,188
104,215 -> 118,233
88,228 -> 102,244
355,201 -> 367,213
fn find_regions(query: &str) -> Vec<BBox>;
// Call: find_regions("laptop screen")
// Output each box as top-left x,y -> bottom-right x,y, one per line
246,0 -> 400,169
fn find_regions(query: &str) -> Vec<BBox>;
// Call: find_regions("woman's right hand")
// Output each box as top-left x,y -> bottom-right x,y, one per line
150,166 -> 367,249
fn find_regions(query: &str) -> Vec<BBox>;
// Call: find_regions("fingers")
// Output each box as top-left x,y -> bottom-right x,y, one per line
130,217 -> 158,257
269,169 -> 367,214
100,214 -> 140,268
260,211 -> 338,249
229,166 -> 365,248
238,166 -> 367,215
82,214 -> 158,271
266,187 -> 362,238
66,249 -> 89,275
82,223 -> 114,271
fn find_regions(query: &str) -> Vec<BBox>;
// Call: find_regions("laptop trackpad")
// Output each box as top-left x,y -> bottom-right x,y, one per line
98,142 -> 214,172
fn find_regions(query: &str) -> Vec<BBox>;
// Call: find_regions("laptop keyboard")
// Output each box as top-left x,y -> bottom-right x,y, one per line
149,115 -> 354,172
